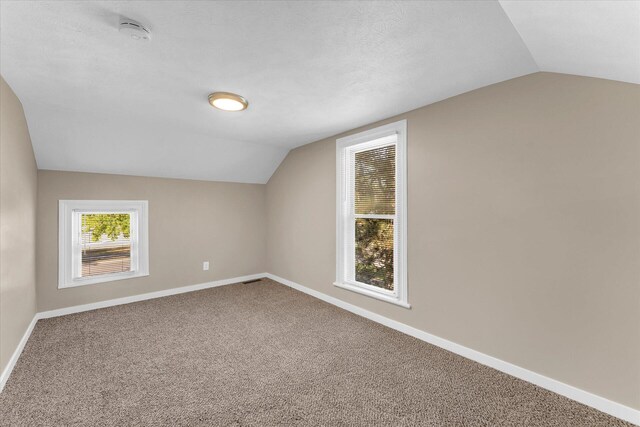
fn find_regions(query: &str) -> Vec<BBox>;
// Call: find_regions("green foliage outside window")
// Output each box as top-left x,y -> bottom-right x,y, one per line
355,219 -> 394,290
82,214 -> 130,242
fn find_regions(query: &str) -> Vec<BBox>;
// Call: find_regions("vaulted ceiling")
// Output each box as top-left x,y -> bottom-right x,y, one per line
1,1 -> 638,183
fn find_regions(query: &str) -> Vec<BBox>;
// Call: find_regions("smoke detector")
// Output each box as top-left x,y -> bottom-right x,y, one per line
119,18 -> 151,41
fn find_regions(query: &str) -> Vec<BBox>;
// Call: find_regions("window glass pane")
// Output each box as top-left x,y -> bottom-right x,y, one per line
81,213 -> 131,277
355,218 -> 394,290
355,145 -> 395,215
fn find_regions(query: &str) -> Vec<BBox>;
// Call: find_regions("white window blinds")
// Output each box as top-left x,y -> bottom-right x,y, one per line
79,213 -> 132,277
354,145 -> 396,215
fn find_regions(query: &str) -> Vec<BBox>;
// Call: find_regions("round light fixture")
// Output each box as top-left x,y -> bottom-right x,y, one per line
119,18 -> 151,41
208,92 -> 249,112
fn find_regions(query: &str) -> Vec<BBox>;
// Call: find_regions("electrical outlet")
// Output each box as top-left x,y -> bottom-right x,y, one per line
203,261 -> 209,271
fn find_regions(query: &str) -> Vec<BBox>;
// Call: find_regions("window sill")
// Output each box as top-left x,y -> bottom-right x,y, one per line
333,281 -> 411,309
59,271 -> 149,289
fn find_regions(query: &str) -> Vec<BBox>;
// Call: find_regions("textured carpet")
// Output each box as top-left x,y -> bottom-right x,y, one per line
0,279 -> 632,426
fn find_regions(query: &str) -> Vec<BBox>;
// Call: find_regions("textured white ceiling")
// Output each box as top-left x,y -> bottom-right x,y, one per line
0,1 -> 637,183
500,0 -> 640,84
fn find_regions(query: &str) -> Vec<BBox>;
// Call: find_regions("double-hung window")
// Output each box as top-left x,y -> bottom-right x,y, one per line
58,200 -> 149,288
335,120 -> 408,308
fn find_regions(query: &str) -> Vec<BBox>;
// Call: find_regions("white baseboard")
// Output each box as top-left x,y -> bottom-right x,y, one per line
0,315 -> 38,392
38,273 -> 267,319
265,273 -> 640,425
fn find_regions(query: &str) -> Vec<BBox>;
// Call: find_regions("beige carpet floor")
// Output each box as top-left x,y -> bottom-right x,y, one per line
0,278 -> 632,426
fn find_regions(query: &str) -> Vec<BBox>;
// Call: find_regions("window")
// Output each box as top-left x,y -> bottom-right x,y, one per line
335,120 -> 408,308
59,200 -> 149,288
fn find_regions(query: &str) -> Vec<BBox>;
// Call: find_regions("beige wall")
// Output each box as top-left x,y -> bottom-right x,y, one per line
0,77 -> 38,374
37,171 -> 267,311
266,72 -> 640,409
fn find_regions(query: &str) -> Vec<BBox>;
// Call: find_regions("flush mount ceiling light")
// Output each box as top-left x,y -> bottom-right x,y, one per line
208,92 -> 249,112
119,18 -> 151,41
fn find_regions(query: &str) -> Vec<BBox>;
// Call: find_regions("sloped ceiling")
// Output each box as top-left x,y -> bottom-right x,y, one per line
0,1 -> 638,184
499,0 -> 640,84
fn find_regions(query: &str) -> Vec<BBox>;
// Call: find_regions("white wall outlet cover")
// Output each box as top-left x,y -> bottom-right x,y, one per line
203,262 -> 209,271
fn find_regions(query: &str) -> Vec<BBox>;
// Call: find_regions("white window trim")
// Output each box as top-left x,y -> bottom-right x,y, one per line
335,119 -> 409,308
58,200 -> 149,289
